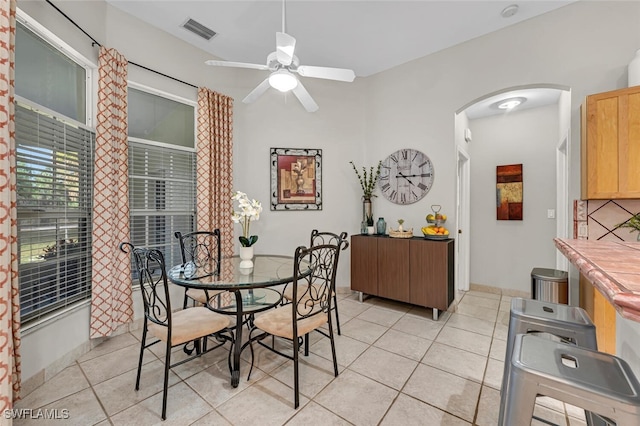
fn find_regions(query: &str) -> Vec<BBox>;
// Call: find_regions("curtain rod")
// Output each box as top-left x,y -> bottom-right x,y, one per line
45,0 -> 198,89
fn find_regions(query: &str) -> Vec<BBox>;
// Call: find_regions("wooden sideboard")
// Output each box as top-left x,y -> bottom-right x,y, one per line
350,234 -> 454,320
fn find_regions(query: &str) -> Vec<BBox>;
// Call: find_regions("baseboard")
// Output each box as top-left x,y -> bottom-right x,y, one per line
469,283 -> 530,299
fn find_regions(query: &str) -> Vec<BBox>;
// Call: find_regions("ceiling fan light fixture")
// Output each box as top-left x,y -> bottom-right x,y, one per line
269,69 -> 298,92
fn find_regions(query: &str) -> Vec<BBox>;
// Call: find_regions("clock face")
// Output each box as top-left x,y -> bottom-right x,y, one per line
379,149 -> 434,205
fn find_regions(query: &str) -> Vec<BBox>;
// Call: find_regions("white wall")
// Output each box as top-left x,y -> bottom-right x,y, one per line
16,0 -> 640,384
468,105 -> 559,292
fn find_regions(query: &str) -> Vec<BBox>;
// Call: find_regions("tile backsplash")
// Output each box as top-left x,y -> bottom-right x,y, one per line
574,199 -> 640,241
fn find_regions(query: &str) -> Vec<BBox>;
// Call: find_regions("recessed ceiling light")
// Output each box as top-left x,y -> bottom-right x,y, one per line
492,97 -> 527,111
498,100 -> 521,109
501,4 -> 519,18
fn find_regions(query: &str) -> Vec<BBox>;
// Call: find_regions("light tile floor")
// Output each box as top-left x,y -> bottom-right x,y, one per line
16,290 -> 589,425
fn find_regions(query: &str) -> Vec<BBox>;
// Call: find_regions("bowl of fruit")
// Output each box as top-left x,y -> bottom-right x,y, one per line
423,205 -> 450,239
421,225 -> 450,239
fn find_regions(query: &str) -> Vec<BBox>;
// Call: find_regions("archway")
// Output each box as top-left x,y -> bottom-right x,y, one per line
454,84 -> 571,295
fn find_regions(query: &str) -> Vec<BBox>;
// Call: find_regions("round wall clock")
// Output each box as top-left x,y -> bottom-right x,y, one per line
379,148 -> 434,205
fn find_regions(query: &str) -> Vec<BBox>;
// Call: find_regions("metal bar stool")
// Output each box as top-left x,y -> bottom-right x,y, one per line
499,297 -> 600,425
501,333 -> 640,425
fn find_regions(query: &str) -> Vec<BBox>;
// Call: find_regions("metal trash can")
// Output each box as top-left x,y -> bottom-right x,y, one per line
531,267 -> 568,304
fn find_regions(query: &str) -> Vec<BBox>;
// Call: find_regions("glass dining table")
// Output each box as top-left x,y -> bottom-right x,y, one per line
167,254 -> 312,387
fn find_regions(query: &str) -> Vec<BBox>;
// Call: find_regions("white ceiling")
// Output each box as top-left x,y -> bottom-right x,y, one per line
105,0 -> 574,116
106,0 -> 575,77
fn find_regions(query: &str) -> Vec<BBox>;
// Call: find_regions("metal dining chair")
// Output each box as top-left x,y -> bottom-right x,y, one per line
281,230 -> 348,334
174,230 -> 225,308
245,238 -> 348,408
120,242 -> 232,420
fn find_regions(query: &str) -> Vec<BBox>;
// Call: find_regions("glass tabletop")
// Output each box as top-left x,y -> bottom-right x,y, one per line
207,288 -> 284,315
167,254 -> 311,291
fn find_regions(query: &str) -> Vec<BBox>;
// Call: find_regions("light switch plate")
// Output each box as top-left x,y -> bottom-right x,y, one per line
547,209 -> 555,219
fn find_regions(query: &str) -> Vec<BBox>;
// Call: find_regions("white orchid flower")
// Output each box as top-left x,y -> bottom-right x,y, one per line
231,191 -> 262,246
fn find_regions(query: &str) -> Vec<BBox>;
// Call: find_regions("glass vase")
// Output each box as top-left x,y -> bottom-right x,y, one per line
363,197 -> 372,225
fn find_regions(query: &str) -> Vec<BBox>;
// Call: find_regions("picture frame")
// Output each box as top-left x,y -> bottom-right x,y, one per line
496,163 -> 523,220
270,148 -> 322,210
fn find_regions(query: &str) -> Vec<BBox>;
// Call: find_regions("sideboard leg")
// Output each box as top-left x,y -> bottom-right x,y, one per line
358,291 -> 363,303
433,308 -> 439,321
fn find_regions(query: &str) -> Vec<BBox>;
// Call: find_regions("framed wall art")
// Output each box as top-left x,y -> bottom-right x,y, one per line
496,164 -> 523,220
270,148 -> 322,210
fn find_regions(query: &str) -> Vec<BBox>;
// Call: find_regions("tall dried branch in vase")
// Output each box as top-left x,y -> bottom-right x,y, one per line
349,160 -> 382,199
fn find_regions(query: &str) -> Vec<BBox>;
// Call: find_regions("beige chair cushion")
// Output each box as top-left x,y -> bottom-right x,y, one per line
282,283 -> 334,302
254,306 -> 328,340
186,288 -> 224,304
148,306 -> 231,347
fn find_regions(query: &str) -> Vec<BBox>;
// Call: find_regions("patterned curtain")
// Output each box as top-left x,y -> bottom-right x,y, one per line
0,0 -> 21,408
196,88 -> 234,258
90,47 -> 132,338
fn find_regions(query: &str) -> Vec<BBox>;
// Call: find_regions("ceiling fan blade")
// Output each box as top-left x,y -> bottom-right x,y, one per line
276,32 -> 296,66
296,65 -> 356,82
242,78 -> 271,104
205,60 -> 269,71
292,81 -> 319,112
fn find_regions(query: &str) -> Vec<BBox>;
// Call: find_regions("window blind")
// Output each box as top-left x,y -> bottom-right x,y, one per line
16,102 -> 94,323
129,141 -> 196,268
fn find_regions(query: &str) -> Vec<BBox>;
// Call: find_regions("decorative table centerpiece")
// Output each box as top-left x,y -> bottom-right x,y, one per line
389,218 -> 413,238
232,191 -> 263,268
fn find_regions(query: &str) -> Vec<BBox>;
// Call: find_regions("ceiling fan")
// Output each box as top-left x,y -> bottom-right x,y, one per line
205,1 -> 355,112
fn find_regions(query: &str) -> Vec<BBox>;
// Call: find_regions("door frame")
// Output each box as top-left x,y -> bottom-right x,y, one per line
556,131 -> 570,271
456,146 -> 470,292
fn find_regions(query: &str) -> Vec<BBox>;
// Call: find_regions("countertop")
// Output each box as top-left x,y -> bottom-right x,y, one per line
554,238 -> 640,322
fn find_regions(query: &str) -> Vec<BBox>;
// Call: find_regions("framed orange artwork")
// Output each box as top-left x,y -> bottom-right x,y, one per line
496,164 -> 523,220
270,148 -> 322,210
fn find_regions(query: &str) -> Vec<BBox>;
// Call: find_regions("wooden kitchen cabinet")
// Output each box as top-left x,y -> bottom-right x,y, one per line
581,85 -> 640,199
350,234 -> 454,319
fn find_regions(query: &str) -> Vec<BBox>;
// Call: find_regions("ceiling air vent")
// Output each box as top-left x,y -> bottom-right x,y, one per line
182,18 -> 217,41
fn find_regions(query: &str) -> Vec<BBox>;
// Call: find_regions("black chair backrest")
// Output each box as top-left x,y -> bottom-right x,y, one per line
309,230 -> 349,278
292,238 -> 348,322
310,229 -> 348,249
120,242 -> 171,330
174,230 -> 221,274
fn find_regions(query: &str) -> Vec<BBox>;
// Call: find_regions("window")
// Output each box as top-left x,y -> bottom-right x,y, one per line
15,19 -> 94,323
128,86 -> 196,269
15,103 -> 94,322
15,21 -> 88,124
